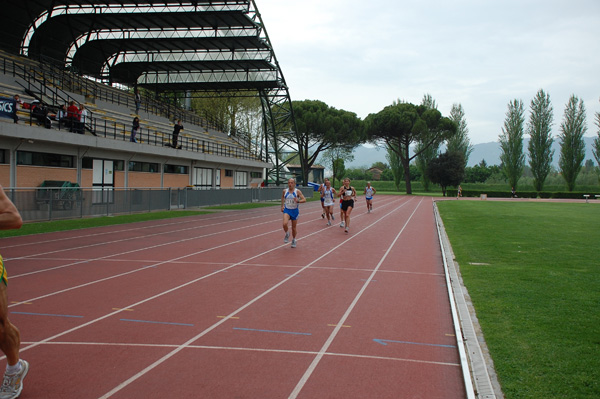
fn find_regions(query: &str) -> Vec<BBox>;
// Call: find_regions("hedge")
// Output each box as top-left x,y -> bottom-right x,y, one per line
448,189 -> 599,199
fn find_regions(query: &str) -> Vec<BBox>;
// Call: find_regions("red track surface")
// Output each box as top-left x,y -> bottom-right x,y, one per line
1,195 -> 468,398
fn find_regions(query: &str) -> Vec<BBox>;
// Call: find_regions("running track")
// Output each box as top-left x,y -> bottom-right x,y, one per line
1,195 -> 470,398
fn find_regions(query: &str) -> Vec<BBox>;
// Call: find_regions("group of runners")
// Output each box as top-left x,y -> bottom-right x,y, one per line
281,177 -> 376,248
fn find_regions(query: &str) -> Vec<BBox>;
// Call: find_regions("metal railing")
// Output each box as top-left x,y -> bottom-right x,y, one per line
5,186 -> 314,222
2,51 -> 261,160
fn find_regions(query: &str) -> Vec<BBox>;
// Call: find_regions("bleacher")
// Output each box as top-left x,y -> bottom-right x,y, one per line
1,50 -> 258,161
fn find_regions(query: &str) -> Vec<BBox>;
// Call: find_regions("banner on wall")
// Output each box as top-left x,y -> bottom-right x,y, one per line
0,97 -> 16,120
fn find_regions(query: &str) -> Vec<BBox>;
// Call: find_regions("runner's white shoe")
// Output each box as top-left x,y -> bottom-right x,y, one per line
291,239 -> 297,248
0,359 -> 29,399
345,227 -> 349,233
327,221 -> 331,226
340,221 -> 345,228
331,214 -> 335,220
284,232 -> 290,243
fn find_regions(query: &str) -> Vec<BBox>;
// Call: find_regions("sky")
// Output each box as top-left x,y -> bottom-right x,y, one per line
256,0 -> 600,145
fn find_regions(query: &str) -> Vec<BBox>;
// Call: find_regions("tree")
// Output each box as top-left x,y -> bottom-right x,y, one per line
332,158 -> 346,186
447,103 -> 473,167
385,143 -> 403,191
499,99 -> 525,190
364,101 -> 457,194
321,146 -> 354,186
426,152 -> 465,196
527,89 -> 554,193
558,95 -> 587,191
371,161 -> 388,171
415,94 -> 442,191
292,100 -> 363,185
464,160 -> 492,183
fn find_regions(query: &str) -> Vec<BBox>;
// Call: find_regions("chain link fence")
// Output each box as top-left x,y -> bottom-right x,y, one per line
5,186 -> 315,222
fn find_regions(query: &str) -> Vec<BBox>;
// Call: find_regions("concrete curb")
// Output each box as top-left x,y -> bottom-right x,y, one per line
434,202 -> 504,399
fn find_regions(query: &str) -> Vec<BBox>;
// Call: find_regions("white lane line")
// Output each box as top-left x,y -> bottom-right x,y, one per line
288,197 -> 424,399
0,208 -> 271,250
24,340 -> 460,368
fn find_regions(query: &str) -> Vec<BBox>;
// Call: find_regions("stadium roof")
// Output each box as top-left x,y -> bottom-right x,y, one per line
1,0 -> 286,92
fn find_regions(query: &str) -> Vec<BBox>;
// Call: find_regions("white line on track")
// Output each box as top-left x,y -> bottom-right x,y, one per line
8,196 -> 403,312
6,208 -> 279,261
1,208 -> 270,250
96,197 -> 415,398
23,340 -> 460,368
288,197 -> 425,398
8,199 -> 355,280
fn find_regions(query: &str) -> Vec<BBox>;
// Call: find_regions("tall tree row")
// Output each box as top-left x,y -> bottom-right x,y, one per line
499,99 -> 526,190
527,89 -> 554,192
558,95 -> 587,191
447,103 -> 473,167
415,94 -> 442,191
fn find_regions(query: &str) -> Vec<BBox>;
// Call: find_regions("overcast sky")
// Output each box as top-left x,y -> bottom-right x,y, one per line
256,0 -> 600,145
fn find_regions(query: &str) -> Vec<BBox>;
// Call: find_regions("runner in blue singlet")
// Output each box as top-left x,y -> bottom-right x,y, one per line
321,179 -> 337,226
281,178 -> 306,248
364,182 -> 376,213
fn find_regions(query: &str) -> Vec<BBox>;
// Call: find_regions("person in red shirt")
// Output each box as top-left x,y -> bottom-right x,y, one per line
66,101 -> 79,132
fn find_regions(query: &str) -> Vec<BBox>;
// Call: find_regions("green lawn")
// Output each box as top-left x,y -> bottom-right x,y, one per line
437,201 -> 600,398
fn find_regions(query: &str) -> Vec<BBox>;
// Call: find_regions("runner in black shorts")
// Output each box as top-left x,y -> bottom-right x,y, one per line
338,178 -> 356,233
0,185 -> 29,398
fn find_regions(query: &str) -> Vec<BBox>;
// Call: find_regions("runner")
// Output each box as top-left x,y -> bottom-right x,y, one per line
281,178 -> 306,248
364,182 -> 376,213
321,179 -> 337,226
318,180 -> 325,218
338,178 -> 356,233
0,185 -> 29,399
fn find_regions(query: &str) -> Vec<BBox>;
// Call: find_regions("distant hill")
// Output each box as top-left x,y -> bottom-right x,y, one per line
346,137 -> 597,168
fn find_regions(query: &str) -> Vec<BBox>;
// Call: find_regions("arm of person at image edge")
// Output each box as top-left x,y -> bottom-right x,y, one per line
0,186 -> 22,230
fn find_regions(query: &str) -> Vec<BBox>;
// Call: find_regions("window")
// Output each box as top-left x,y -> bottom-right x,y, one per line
17,151 -> 74,168
234,171 -> 247,188
164,164 -> 188,174
225,169 -> 233,177
83,157 -> 123,171
129,161 -> 159,173
0,149 -> 6,164
194,167 -> 212,188
250,171 -> 262,178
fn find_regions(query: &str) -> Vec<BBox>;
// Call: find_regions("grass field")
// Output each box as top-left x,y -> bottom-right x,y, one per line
437,201 -> 600,399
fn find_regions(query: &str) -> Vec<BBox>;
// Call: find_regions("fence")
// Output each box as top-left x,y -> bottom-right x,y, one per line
5,186 -> 315,222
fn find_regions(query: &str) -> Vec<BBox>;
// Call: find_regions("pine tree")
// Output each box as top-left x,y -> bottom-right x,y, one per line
558,95 -> 587,191
527,89 -> 554,193
499,99 -> 525,190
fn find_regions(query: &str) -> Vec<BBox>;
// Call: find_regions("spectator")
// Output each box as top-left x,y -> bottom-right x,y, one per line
130,117 -> 140,143
31,101 -> 51,129
171,119 -> 183,149
11,95 -> 29,123
134,89 -> 141,114
66,101 -> 79,132
56,104 -> 68,128
77,104 -> 89,134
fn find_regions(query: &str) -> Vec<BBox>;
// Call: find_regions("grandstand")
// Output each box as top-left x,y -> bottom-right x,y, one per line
0,1 -> 297,192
